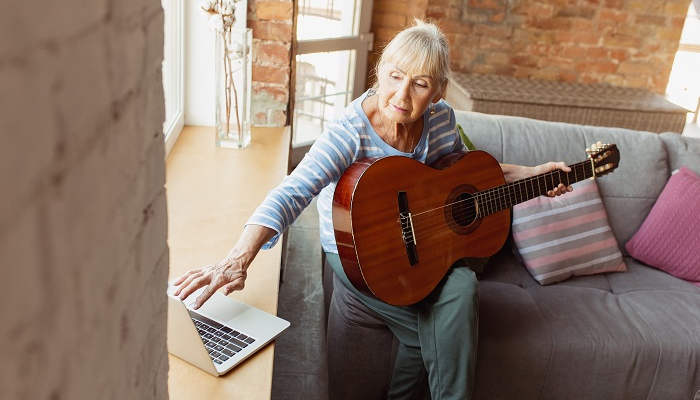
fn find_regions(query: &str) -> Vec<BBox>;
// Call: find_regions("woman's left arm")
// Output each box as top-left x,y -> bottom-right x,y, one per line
500,162 -> 573,197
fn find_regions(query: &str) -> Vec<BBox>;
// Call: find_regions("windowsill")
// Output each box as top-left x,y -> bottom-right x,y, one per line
165,125 -> 290,398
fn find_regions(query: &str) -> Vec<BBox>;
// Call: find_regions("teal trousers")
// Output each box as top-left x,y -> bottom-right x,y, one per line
325,252 -> 479,400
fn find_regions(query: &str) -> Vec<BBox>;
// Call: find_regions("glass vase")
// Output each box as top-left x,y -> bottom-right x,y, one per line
214,27 -> 252,149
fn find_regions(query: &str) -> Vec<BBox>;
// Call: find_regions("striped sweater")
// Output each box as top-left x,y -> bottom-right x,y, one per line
246,90 -> 465,253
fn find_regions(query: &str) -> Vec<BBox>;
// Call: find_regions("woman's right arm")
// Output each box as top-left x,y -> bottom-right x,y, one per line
172,224 -> 276,309
173,119 -> 360,309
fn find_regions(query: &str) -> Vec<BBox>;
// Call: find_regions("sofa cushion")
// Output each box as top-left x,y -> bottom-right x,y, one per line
475,250 -> 700,399
625,167 -> 700,285
512,179 -> 626,284
660,133 -> 700,175
453,111 -> 669,250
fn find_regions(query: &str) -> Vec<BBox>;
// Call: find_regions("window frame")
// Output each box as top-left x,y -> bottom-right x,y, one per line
163,0 -> 185,157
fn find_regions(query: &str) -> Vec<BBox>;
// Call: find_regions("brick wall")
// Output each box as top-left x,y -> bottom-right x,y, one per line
0,1 -> 168,399
370,0 -> 691,94
249,0 -> 294,126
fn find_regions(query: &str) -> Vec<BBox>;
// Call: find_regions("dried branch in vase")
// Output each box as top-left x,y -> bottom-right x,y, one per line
200,0 -> 243,138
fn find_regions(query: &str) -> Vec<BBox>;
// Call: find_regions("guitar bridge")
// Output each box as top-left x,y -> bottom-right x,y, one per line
398,191 -> 419,266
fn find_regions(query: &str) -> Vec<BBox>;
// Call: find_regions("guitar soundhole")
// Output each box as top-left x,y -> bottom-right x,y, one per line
452,193 -> 476,226
444,184 -> 480,235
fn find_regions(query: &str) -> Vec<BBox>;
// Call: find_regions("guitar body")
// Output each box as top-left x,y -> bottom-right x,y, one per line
333,151 -> 510,306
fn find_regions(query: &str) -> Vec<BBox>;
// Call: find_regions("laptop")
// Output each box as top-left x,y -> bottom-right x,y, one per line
166,283 -> 290,376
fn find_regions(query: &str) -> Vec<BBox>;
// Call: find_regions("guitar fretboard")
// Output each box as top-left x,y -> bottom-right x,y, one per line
475,160 -> 594,217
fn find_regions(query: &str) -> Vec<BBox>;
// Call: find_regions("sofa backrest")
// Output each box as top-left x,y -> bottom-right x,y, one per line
454,110 -> 700,250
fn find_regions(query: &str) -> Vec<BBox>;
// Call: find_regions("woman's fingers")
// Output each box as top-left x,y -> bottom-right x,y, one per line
174,270 -> 205,296
222,277 -> 246,296
178,275 -> 211,302
173,267 -> 203,286
193,274 -> 245,309
547,183 -> 572,197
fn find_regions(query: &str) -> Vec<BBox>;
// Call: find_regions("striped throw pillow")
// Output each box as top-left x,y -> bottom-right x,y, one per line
512,179 -> 627,285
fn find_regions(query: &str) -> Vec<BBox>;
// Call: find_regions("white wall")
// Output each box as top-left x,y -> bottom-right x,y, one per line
185,1 -> 247,126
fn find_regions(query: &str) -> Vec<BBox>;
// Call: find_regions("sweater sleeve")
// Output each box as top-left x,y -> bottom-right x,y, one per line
245,119 -> 359,249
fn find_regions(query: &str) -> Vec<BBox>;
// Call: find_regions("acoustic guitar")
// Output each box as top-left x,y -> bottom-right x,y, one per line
332,143 -> 620,305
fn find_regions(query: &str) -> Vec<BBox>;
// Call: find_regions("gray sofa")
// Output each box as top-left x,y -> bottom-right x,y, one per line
323,110 -> 700,399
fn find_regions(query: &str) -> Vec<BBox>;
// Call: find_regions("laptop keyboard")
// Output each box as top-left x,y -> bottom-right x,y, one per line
191,313 -> 256,365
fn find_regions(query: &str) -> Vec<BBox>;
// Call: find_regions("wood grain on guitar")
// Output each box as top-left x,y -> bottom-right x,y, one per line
332,143 -> 620,305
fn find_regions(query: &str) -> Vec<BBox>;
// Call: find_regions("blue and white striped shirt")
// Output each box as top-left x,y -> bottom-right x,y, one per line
246,89 -> 465,253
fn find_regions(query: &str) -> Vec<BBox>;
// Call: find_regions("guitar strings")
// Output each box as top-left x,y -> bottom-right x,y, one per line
410,167 -> 573,222
400,163 -> 595,246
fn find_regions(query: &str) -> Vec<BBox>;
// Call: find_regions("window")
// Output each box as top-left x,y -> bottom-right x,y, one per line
162,0 -> 185,156
666,1 -> 700,126
291,0 -> 374,165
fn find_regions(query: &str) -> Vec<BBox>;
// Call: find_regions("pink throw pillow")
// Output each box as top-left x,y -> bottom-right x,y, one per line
625,167 -> 700,283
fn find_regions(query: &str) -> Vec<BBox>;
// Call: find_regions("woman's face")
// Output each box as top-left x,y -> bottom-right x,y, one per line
375,62 -> 443,124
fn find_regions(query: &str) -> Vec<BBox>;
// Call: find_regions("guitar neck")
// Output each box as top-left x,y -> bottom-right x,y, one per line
476,159 -> 594,217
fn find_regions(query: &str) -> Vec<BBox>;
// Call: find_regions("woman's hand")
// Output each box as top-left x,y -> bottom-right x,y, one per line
173,251 -> 250,309
501,162 -> 573,197
171,225 -> 277,309
532,161 -> 573,197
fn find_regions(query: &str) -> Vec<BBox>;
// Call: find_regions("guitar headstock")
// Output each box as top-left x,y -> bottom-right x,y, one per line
586,141 -> 620,177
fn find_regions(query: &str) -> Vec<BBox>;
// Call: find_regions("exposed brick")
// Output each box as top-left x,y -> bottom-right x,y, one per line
247,19 -> 293,42
665,0 -> 692,15
436,18 -> 473,35
561,45 -> 587,59
252,82 -> 289,103
370,0 -> 680,95
587,47 -> 609,59
635,14 -> 667,26
532,66 -> 560,80
626,0 -> 663,13
254,111 -> 268,125
374,12 -> 407,28
670,16 -> 686,29
256,1 -> 293,20
512,2 -> 555,18
609,48 -> 631,61
529,16 -> 574,30
268,109 -> 287,126
575,60 -> 618,73
489,12 -> 506,22
603,0 -> 625,9
511,54 -> 538,67
598,8 -> 630,23
474,24 -> 512,38
560,70 -> 578,82
618,61 -> 656,76
556,31 -> 600,45
556,5 -> 596,19
485,52 -> 510,65
603,32 -> 641,48
374,27 -> 400,44
479,36 -> 511,50
252,64 -> 290,85
427,6 -> 447,19
467,0 -> 505,11
513,66 -> 537,78
657,26 -> 684,41
374,0 -> 410,14
253,40 -> 290,66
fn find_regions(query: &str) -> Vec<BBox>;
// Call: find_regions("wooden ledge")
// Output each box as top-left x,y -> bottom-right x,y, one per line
165,125 -> 290,399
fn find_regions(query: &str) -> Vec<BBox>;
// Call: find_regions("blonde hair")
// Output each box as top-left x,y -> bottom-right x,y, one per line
375,19 -> 450,86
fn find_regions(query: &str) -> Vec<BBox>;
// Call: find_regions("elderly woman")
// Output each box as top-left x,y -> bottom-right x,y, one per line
175,20 -> 571,399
